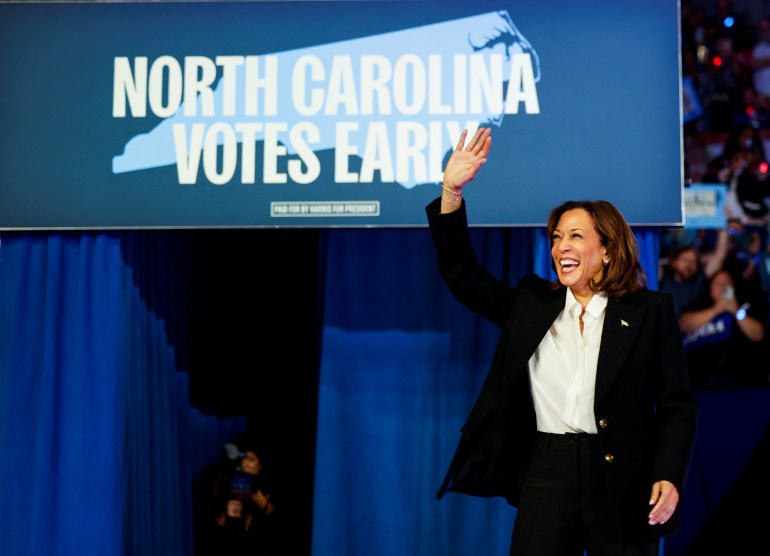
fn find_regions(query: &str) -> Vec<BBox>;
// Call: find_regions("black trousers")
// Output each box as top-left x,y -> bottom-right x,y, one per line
509,432 -> 659,556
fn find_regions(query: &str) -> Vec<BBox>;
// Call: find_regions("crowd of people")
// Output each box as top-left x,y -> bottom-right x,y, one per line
664,1 -> 770,390
659,217 -> 770,389
683,0 -> 770,137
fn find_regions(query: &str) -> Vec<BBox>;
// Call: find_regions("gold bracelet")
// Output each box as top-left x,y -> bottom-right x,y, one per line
440,183 -> 462,197
442,194 -> 460,204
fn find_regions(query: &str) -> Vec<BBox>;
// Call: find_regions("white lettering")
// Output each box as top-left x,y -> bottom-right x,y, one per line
287,52 -> 539,118
288,122 -> 321,184
325,55 -> 359,115
469,54 -> 503,115
113,57 -> 147,117
203,123 -> 238,184
149,56 -> 183,118
452,54 -> 467,114
216,56 -> 244,117
263,123 -> 288,184
360,122 -> 394,183
396,121 -> 428,183
114,55 -> 280,119
173,123 -> 205,184
245,56 -> 279,116
335,122 -> 359,183
504,53 -> 540,114
393,55 -> 426,116
235,122 -> 264,184
360,55 -> 392,115
428,55 -> 451,115
116,52 -> 540,120
338,119 -> 480,184
293,55 -> 325,116
183,56 -> 217,116
172,122 -> 320,185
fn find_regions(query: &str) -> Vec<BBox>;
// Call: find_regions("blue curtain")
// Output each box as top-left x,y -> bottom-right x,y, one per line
0,233 -> 127,555
311,224 -> 660,556
0,232 -> 246,556
0,223 -> 659,556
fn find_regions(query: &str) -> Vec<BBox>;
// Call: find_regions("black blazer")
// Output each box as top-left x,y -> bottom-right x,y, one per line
426,198 -> 698,541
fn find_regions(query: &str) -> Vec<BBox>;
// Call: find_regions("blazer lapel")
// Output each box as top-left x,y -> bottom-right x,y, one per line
595,296 -> 645,404
509,287 -> 565,375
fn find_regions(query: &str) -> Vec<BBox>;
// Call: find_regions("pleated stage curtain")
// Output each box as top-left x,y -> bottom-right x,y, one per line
0,232 -> 245,556
311,224 -> 661,556
0,222 -> 659,556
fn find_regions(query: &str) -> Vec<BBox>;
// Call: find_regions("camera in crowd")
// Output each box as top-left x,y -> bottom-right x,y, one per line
728,227 -> 754,247
226,470 -> 264,500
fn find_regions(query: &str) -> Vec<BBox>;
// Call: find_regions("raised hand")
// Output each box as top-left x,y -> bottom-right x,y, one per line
442,127 -> 492,196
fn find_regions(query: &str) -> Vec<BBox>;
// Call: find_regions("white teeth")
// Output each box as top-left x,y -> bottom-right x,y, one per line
560,260 -> 578,267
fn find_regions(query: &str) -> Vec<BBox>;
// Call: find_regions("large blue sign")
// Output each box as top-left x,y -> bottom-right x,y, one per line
0,0 -> 683,229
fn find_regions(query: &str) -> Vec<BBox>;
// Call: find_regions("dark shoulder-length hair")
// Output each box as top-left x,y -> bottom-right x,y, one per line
546,200 -> 647,298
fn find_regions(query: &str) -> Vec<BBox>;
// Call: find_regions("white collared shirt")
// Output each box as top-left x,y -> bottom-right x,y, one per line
528,288 -> 608,434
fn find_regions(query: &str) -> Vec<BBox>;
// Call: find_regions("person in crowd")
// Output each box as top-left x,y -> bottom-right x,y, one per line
658,225 -> 700,261
427,128 -> 698,556
721,123 -> 766,184
199,439 -> 278,555
721,215 -> 769,287
678,268 -> 769,389
732,155 -> 770,250
659,226 -> 729,317
700,151 -> 731,185
696,125 -> 764,214
707,124 -> 770,249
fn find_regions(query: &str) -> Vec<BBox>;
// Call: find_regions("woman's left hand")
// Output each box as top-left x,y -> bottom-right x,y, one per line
648,480 -> 679,525
442,127 -> 492,192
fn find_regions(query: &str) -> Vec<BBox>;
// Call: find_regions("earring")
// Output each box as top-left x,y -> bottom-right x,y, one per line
603,258 -> 609,265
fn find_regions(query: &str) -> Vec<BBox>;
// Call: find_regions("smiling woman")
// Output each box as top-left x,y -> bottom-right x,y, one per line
546,199 -> 648,303
425,127 -> 698,556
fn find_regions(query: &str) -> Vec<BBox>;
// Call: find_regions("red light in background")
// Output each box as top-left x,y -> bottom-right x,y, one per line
746,106 -> 755,115
713,56 -> 723,67
760,162 -> 768,174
